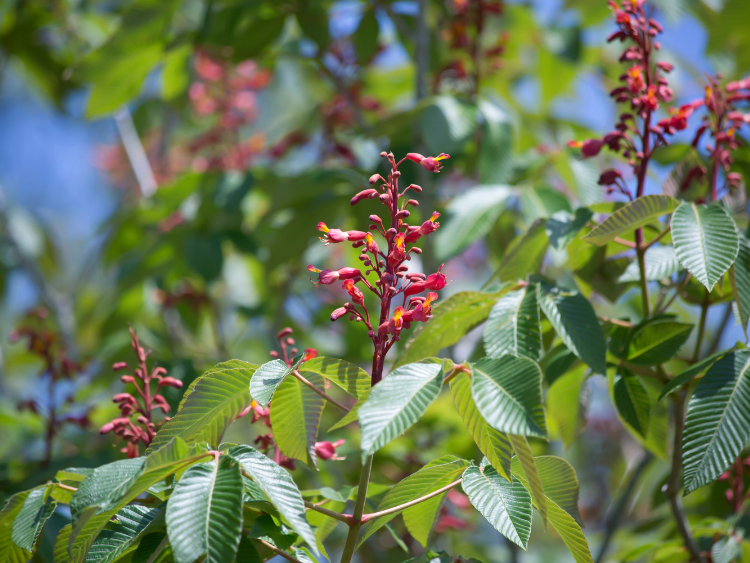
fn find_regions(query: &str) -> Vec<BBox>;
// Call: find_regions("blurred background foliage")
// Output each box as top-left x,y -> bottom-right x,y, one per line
1,0 -> 750,561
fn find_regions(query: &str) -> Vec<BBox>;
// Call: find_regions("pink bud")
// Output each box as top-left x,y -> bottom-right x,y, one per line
351,189 -> 378,205
113,362 -> 128,371
369,174 -> 382,184
331,307 -> 348,321
159,377 -> 184,389
406,153 -> 425,163
121,375 -> 135,384
153,367 -> 167,377
315,439 -> 346,460
581,138 -> 604,158
99,422 -> 115,434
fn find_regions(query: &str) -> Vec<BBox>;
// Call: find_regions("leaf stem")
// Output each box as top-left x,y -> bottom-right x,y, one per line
642,225 -> 671,251
636,241 -> 650,318
656,273 -> 691,315
258,539 -> 304,563
598,316 -> 634,328
339,455 -> 373,563
304,500 -> 354,525
693,295 -> 710,363
291,370 -> 350,413
360,477 -> 463,522
614,237 -> 637,249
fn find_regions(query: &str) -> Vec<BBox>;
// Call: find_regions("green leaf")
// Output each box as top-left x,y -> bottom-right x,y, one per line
508,435 -> 547,526
545,208 -> 593,251
433,185 -> 512,261
547,365 -> 587,447
478,100 -> 514,185
470,355 -> 546,438
612,368 -> 651,437
449,371 -> 513,481
0,492 -> 32,563
359,456 -> 470,546
270,372 -> 326,467
86,506 -> 160,563
730,234 -> 750,337
671,202 -> 740,291
626,318 -> 693,366
658,351 -> 729,402
683,350 -> 750,493
483,287 -> 541,360
359,362 -> 445,458
618,245 -> 681,283
250,356 -> 303,408
582,195 -> 678,246
420,96 -> 478,157
149,360 -> 258,453
328,387 -> 370,431
493,219 -> 549,283
226,445 -> 317,553
461,465 -> 532,549
70,458 -> 145,523
537,282 -> 607,374
396,288 -> 511,367
11,485 -> 56,551
51,468 -> 93,504
353,10 -> 379,62
712,535 -> 741,563
520,185 -> 572,223
298,356 -> 370,399
166,457 -> 243,563
510,457 -> 591,563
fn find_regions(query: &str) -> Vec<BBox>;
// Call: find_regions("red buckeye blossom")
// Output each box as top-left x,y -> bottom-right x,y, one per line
315,439 -> 346,461
406,152 -> 451,173
331,306 -> 348,321
567,139 -> 604,158
343,279 -> 365,305
303,348 -> 318,361
317,222 -> 368,245
308,265 -> 361,286
379,306 -> 406,335
405,212 -> 441,243
388,232 -> 407,267
403,292 -> 438,323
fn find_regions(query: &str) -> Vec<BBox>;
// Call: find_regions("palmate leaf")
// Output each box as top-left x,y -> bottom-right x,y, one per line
582,195 -> 678,246
396,288 -> 511,367
612,368 -> 651,437
537,282 -> 607,375
625,318 -> 693,366
270,372 -> 326,467
148,360 -> 258,453
11,485 -> 56,552
483,287 -> 542,360
166,457 -> 243,563
0,491 -> 32,563
471,355 -> 546,438
729,233 -> 750,337
85,505 -> 160,563
658,351 -> 729,402
462,465 -> 533,549
226,445 -> 317,553
433,185 -> 512,261
449,371 -> 513,481
683,350 -> 750,494
508,435 -> 547,526
671,202 -> 739,291
492,219 -> 549,283
359,362 -> 445,458
510,456 -> 591,563
618,245 -> 681,283
359,456 -> 470,546
298,356 -> 370,399
68,438 -> 209,563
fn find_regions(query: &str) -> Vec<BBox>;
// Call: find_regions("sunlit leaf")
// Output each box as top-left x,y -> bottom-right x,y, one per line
582,195 -> 678,246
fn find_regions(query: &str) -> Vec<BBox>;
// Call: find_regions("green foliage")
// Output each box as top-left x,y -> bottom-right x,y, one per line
11,485 -> 57,552
612,368 -> 651,437
85,505 -> 160,563
483,287 -> 542,360
582,195 -> 678,246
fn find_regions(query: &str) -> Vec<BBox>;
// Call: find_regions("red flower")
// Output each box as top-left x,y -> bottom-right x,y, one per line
405,212 -> 441,243
343,279 -> 365,305
388,232 -> 407,267
317,223 -> 367,245
406,152 -> 450,173
567,138 -> 604,158
308,265 -> 361,286
315,439 -> 346,461
378,307 -> 406,335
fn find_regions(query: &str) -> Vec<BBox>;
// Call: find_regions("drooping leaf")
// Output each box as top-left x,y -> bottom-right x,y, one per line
85,505 -> 160,563
537,282 -> 607,374
492,219 -> 549,283
582,195 -> 678,246
270,372 -> 326,467
546,208 -> 593,251
359,456 -> 470,546
461,465 -> 533,549
359,362 -> 445,458
483,287 -> 541,360
397,288 -> 511,367
166,457 -> 244,563
449,371 -> 513,481
433,185 -> 512,261
0,491 -> 32,563
671,202 -> 740,291
70,458 -> 145,523
148,360 -> 258,453
658,351 -> 729,402
612,368 -> 651,437
298,356 -> 370,398
507,435 -> 547,526
470,355 -> 546,438
683,350 -> 750,494
618,245 -> 682,283
626,318 -> 693,366
226,445 -> 317,552
730,234 -> 750,338
11,485 -> 56,552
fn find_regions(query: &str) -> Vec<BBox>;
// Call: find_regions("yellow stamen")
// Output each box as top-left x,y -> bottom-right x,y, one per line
394,308 -> 403,321
430,213 -> 439,222
365,233 -> 374,245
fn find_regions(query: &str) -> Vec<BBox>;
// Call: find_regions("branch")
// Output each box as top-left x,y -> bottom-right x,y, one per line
291,370 -> 350,413
339,455 -> 374,563
598,316 -> 634,328
257,539 -> 303,563
614,237 -> 638,249
641,225 -> 670,251
360,478 -> 462,522
304,500 -> 354,525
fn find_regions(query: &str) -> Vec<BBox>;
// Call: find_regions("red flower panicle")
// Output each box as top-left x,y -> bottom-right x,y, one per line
100,328 -> 182,458
311,151 -> 450,383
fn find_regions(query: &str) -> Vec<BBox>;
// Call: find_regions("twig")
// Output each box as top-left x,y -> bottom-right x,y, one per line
599,316 -> 634,328
257,539 -> 303,563
114,107 -> 158,198
614,237 -> 637,249
361,477 -> 462,522
642,226 -> 671,251
657,273 -> 691,315
304,500 -> 353,525
707,303 -> 732,355
291,370 -> 350,413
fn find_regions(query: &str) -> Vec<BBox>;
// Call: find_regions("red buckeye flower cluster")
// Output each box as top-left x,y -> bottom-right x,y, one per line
568,0 -> 675,199
100,328 -> 183,458
308,150 -> 450,383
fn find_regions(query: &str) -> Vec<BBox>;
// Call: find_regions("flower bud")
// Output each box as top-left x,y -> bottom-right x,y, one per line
113,362 -> 128,371
99,422 -> 115,434
331,307 -> 348,321
369,174 -> 383,184
351,189 -> 378,206
159,377 -> 184,389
